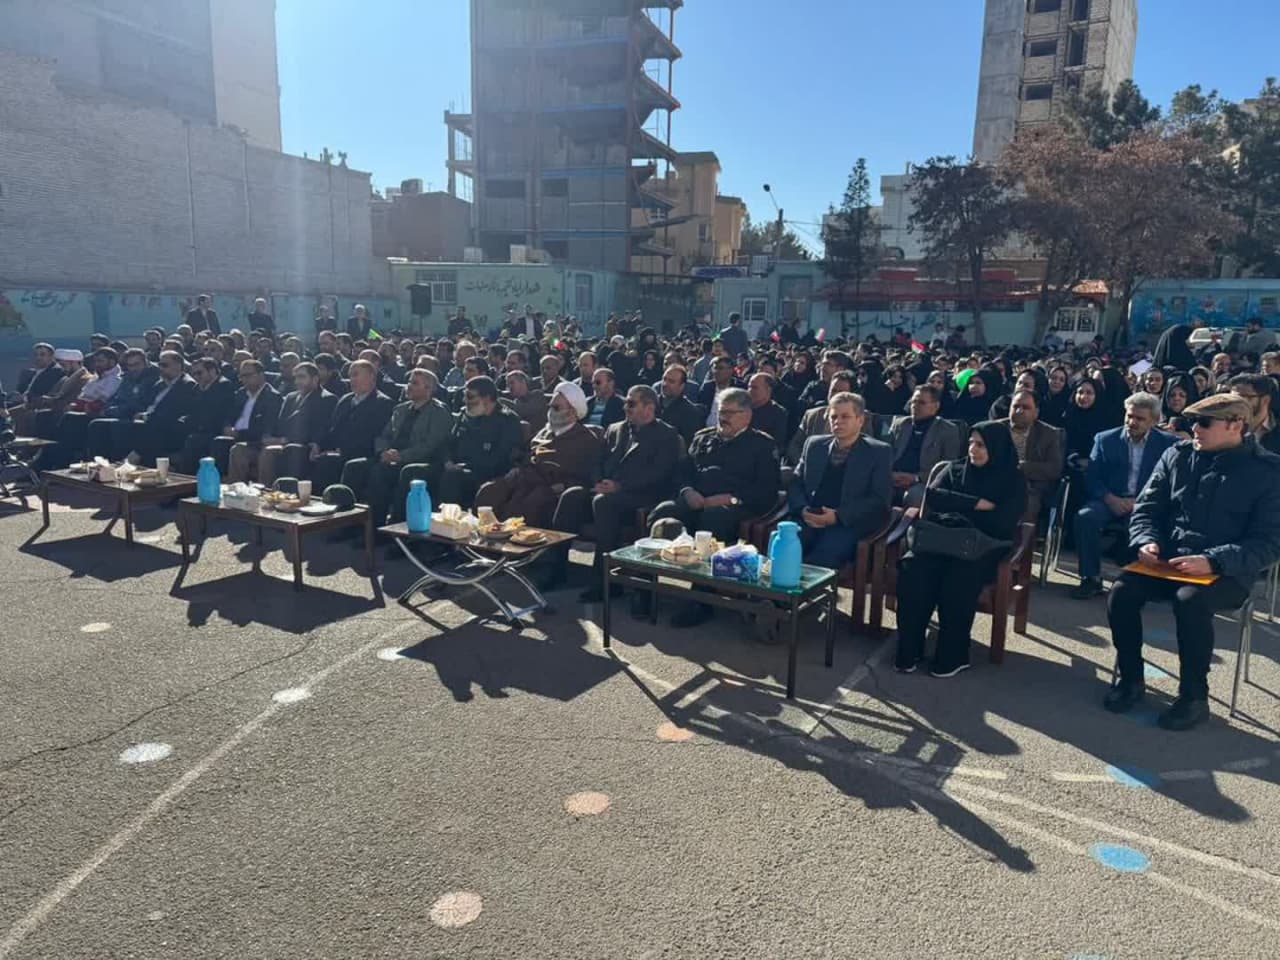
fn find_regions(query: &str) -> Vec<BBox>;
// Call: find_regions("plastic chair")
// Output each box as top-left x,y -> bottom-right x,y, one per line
1110,595 -> 1255,719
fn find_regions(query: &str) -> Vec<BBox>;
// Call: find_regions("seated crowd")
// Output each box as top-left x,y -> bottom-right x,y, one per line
6,307 -> 1280,730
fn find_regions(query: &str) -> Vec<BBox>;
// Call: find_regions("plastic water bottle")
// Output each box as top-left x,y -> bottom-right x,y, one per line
768,521 -> 803,589
196,457 -> 221,505
406,478 -> 432,534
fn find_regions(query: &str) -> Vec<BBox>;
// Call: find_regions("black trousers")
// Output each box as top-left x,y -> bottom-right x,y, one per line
647,499 -> 746,545
896,550 -> 1000,669
553,487 -> 653,571
341,458 -> 434,527
435,467 -> 480,508
1107,570 -> 1249,699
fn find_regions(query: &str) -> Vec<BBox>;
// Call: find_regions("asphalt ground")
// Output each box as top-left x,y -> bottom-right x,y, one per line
2,487 -> 1279,959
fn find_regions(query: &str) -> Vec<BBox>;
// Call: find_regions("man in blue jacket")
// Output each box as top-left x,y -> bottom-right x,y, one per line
1105,393 -> 1280,730
1072,392 -> 1175,599
788,392 -> 893,569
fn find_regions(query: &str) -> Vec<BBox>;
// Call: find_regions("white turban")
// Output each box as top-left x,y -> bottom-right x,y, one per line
53,348 -> 83,362
553,381 -> 588,420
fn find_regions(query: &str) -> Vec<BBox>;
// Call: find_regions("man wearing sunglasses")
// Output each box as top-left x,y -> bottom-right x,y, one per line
1105,393 -> 1280,730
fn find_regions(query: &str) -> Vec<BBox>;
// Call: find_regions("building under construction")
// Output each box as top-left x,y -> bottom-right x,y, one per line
446,0 -> 684,272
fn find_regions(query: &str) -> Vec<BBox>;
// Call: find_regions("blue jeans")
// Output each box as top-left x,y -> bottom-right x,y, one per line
1074,498 -> 1124,579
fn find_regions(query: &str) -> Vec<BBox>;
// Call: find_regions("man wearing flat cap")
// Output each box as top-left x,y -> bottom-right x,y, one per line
1105,392 -> 1280,730
475,381 -> 602,528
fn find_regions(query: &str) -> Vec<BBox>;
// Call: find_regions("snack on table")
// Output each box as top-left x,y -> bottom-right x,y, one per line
511,527 -> 548,546
660,542 -> 700,566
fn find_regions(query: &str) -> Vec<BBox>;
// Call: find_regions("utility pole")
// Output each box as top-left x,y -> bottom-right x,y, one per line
775,206 -> 785,261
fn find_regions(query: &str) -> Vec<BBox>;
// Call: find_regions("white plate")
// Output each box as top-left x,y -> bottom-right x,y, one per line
634,537 -> 672,553
299,503 -> 338,516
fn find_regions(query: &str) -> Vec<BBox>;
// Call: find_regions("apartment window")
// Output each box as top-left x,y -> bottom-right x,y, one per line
574,273 -> 594,312
697,222 -> 711,242
486,178 -> 525,199
542,178 -> 568,198
1027,39 -> 1057,57
1024,84 -> 1054,101
415,270 -> 458,305
1071,0 -> 1090,20
1067,30 -> 1086,66
1029,0 -> 1061,12
741,297 -> 767,326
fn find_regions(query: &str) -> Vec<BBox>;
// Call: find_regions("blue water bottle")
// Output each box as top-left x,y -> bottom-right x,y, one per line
406,478 -> 432,533
768,520 -> 803,589
196,457 -> 221,505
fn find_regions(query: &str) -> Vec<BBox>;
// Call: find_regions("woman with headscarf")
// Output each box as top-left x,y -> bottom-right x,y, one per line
926,370 -> 956,418
1140,367 -> 1165,399
1190,365 -> 1215,398
858,358 -> 894,415
881,363 -> 913,416
1042,365 -> 1072,428
1092,366 -> 1131,428
782,351 -> 816,394
1061,379 -> 1111,467
949,367 -> 1002,428
894,421 -> 1027,676
988,369 -> 1047,422
1160,373 -> 1199,440
639,349 -> 662,386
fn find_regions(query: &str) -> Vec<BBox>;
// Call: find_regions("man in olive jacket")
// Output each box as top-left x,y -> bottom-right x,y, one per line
1106,393 -> 1280,730
341,368 -> 454,527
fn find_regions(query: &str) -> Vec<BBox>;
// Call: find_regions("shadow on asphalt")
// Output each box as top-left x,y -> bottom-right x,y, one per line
169,570 -> 384,632
21,532 -> 182,580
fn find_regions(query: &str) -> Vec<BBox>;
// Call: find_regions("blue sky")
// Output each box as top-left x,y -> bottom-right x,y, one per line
278,0 -> 1279,250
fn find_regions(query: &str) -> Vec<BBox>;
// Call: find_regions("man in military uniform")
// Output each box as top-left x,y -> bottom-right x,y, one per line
650,387 -> 781,627
437,375 -> 525,507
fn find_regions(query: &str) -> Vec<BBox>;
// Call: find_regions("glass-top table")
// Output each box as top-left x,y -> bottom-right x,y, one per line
602,546 -> 838,699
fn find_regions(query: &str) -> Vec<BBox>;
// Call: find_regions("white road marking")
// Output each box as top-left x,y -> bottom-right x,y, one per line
376,646 -> 408,661
80,623 -> 111,634
1050,772 -> 1113,783
118,743 -> 172,765
0,622 -> 424,960
270,687 -> 310,705
429,891 -> 483,929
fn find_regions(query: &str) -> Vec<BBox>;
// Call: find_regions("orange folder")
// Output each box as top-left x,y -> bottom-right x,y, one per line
1122,559 -> 1219,586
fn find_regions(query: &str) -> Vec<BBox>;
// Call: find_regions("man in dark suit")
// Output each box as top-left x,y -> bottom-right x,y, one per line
1006,388 -> 1064,520
228,361 -> 335,485
888,385 -> 965,506
788,392 -> 893,569
585,368 -> 625,430
1073,391 -> 1175,599
747,373 -> 790,451
314,354 -> 350,397
694,355 -> 745,422
216,360 -> 283,477
85,349 -> 162,460
657,365 -> 704,448
10,343 -> 65,404
310,359 -> 395,491
569,384 -> 683,603
185,294 -> 221,336
437,375 -> 525,507
786,371 -> 857,468
127,351 -> 200,466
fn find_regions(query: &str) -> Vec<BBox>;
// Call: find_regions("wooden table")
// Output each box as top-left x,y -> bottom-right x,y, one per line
379,523 -> 574,625
38,468 -> 198,545
178,497 -> 374,591
603,546 -> 838,700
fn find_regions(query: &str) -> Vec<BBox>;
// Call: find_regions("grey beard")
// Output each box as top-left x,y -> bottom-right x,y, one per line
548,409 -> 576,433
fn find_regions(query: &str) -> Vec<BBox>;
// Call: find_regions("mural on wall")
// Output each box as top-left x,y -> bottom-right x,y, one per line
1130,286 -> 1280,337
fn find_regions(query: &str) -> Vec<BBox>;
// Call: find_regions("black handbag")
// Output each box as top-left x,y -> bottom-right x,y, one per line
907,462 -> 1012,561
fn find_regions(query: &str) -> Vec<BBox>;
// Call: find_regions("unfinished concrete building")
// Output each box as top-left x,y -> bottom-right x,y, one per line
446,0 -> 683,271
973,0 -> 1138,164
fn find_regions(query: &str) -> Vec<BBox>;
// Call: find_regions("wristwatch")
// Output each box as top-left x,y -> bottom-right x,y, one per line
729,496 -> 741,507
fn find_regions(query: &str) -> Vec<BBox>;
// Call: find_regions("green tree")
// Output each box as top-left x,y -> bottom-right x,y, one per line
822,158 -> 881,335
1218,80 -> 1280,277
908,156 -> 1014,344
1063,79 -> 1162,149
740,213 -> 812,261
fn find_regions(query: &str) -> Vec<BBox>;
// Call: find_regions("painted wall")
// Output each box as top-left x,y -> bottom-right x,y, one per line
1129,279 -> 1280,339
387,262 -> 618,338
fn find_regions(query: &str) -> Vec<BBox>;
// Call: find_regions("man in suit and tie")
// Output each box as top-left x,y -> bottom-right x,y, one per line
585,368 -> 625,430
788,392 -> 893,569
214,360 -> 283,476
888,385 -> 965,506
310,359 -> 396,491
126,351 -> 200,466
185,294 -> 221,336
227,361 -> 335,485
785,370 -> 857,469
1073,392 -> 1176,599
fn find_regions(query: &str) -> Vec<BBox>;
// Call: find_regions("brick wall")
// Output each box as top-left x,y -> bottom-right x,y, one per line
0,51 -> 375,294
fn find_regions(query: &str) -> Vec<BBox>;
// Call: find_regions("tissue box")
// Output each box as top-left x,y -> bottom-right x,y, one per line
430,513 -> 473,540
711,544 -> 761,583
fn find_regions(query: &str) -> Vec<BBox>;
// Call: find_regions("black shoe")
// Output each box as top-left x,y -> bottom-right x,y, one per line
1071,577 -> 1105,600
1103,680 -> 1146,713
929,661 -> 971,679
1157,696 -> 1210,731
671,603 -> 714,629
894,659 -> 919,674
629,592 -> 653,619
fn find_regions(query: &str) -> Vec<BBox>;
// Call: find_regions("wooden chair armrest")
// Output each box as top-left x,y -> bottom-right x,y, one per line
1007,521 -> 1035,566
